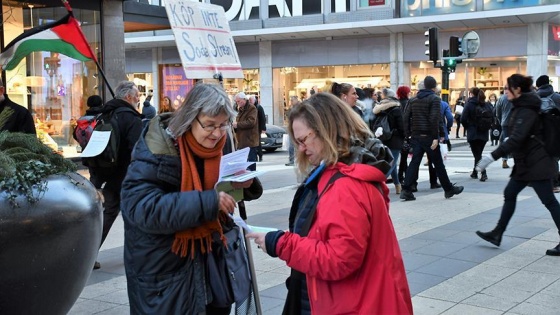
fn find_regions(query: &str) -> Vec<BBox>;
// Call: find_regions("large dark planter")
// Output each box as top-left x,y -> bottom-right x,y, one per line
0,172 -> 102,315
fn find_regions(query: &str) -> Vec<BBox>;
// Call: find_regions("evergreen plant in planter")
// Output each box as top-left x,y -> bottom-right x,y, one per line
0,131 -> 103,314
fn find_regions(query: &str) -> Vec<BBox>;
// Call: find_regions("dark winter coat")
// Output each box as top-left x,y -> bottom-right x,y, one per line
0,95 -> 36,134
536,84 -> 560,108
89,98 -> 142,190
236,103 -> 259,148
372,97 -> 405,150
461,97 -> 492,142
121,115 -> 220,314
490,92 -> 556,181
403,89 -> 440,139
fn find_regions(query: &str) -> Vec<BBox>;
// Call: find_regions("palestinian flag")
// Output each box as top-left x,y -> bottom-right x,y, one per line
0,13 -> 95,71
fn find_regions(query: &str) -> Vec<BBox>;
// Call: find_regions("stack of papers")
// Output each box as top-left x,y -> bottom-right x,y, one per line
215,148 -> 266,202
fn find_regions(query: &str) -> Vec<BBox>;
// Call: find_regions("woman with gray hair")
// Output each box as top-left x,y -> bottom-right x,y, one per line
120,83 -> 259,314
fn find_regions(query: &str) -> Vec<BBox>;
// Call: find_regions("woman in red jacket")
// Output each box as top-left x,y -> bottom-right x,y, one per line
247,93 -> 412,315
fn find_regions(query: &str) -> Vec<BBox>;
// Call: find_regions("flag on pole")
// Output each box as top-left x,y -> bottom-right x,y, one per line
0,13 -> 95,71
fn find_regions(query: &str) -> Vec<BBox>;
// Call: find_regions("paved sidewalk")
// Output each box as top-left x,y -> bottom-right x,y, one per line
69,144 -> 560,315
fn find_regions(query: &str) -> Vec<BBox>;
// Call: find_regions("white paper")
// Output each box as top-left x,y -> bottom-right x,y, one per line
218,148 -> 266,182
231,215 -> 278,234
80,131 -> 111,157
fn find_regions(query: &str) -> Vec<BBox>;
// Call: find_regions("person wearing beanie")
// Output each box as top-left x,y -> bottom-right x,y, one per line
87,95 -> 103,108
400,77 -> 464,201
536,75 -> 550,88
142,100 -> 156,120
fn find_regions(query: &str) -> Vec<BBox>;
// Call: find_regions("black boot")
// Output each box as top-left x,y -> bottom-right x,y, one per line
470,169 -> 478,179
476,228 -> 503,247
546,243 -> 560,256
480,171 -> 488,182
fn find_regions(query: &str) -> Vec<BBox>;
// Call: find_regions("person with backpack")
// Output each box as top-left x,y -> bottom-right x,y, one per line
372,88 -> 404,194
535,75 -> 560,193
73,95 -> 104,151
461,87 -> 493,182
90,81 -> 143,269
475,74 -> 560,257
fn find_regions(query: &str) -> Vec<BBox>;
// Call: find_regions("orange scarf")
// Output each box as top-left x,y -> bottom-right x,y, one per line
171,130 -> 227,258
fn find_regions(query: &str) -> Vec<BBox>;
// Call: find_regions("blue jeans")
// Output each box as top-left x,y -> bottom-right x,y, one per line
403,136 -> 453,192
386,148 -> 401,185
497,179 -> 560,235
248,146 -> 258,171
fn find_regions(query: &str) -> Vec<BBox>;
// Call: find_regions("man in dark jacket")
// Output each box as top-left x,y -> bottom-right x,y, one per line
536,75 -> 560,192
400,76 -> 463,201
0,78 -> 36,134
91,81 -> 143,269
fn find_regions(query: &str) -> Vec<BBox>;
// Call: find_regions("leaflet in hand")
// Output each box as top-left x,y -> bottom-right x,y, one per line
218,147 -> 266,182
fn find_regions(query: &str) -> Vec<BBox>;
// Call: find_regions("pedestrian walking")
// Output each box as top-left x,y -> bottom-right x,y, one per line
475,74 -> 560,256
400,76 -> 464,200
495,90 -> 513,168
461,87 -> 493,182
247,92 -> 412,315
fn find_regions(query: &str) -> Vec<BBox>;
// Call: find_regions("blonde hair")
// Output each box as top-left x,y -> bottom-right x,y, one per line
287,92 -> 372,176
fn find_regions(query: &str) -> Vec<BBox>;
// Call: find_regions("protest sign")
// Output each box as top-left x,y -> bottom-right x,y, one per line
164,1 -> 243,79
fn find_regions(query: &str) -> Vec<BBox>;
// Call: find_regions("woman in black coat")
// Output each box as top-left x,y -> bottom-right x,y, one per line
475,74 -> 560,256
461,87 -> 493,181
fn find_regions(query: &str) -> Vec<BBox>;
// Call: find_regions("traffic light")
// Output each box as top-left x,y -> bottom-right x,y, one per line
425,27 -> 439,63
442,49 -> 456,72
449,36 -> 463,64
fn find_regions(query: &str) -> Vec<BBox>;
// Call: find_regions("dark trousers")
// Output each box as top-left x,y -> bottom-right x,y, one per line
496,179 -> 560,235
101,188 -> 121,246
248,146 -> 258,171
469,139 -> 487,172
500,126 -> 510,161
403,137 -> 453,192
398,147 -> 409,183
455,115 -> 465,137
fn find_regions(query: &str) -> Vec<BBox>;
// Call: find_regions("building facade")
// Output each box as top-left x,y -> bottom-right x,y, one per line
124,0 -> 560,126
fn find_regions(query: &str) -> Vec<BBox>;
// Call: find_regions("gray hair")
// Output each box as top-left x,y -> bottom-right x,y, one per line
417,80 -> 425,90
168,83 -> 236,138
114,81 -> 137,100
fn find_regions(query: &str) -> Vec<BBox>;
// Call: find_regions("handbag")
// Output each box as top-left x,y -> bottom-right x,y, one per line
207,219 -> 252,308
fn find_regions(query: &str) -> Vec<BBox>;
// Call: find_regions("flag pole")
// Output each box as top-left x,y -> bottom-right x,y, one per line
61,0 -> 115,98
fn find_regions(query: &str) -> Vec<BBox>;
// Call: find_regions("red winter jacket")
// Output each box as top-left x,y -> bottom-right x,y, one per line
276,162 -> 412,315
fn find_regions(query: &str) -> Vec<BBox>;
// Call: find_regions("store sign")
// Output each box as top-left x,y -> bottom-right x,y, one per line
403,0 -> 540,16
210,0 -> 327,20
164,1 -> 243,78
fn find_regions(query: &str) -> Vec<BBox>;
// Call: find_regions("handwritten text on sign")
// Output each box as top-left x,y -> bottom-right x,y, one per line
164,1 -> 243,79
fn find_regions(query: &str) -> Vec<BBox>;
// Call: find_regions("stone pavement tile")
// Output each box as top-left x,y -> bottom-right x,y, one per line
540,279 -> 560,297
259,284 -> 287,313
442,231 -> 481,245
440,303 -> 504,315
449,263 -> 517,289
508,301 -> 559,315
95,289 -> 130,305
463,211 -> 503,223
259,283 -> 287,298
508,239 -> 559,256
406,272 -> 448,296
76,280 -> 123,299
495,270 -> 560,293
524,256 -> 560,275
462,292 -> 519,311
505,225 -> 550,240
475,235 -> 526,251
68,299 -> 119,315
525,292 -> 559,309
413,228 -> 461,241
255,271 -> 289,291
440,219 -> 485,231
411,296 -> 455,315
262,305 -> 284,315
414,241 -> 469,257
399,238 -> 436,252
447,244 -> 504,263
402,252 -> 441,271
481,284 -> 535,303
417,281 -> 477,303
415,257 -> 477,278
96,305 -> 129,315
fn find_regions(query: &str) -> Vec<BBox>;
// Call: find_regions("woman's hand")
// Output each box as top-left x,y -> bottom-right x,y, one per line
231,179 -> 253,189
218,191 -> 237,215
246,232 -> 267,252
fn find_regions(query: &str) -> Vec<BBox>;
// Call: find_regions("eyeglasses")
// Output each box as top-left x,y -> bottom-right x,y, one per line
295,132 -> 314,148
195,117 -> 231,132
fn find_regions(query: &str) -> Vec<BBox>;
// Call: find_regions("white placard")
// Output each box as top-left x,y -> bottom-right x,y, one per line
80,131 -> 111,158
164,1 -> 243,79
